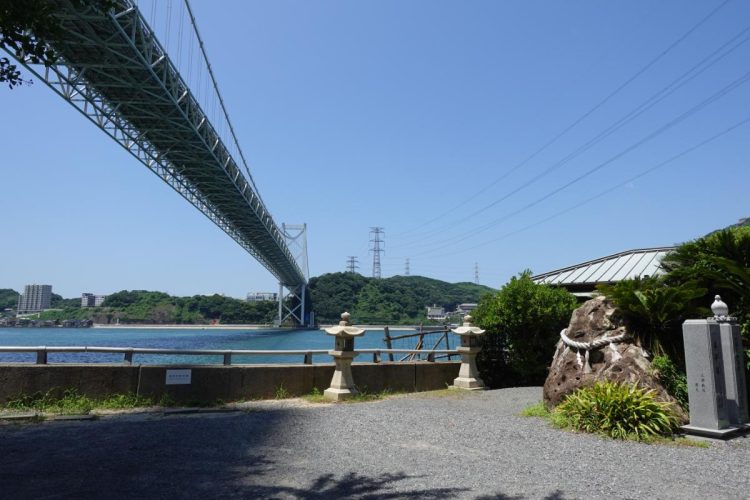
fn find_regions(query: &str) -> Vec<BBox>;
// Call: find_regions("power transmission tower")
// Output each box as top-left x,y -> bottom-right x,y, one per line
474,262 -> 479,284
369,227 -> 385,279
405,258 -> 410,276
346,256 -> 359,273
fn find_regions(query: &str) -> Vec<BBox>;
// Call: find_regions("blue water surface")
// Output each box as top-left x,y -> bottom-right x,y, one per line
0,327 -> 408,365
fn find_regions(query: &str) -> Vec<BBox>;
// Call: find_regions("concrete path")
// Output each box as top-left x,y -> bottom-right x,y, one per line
1,387 -> 749,499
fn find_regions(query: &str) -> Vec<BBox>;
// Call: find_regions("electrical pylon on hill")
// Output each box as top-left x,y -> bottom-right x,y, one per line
405,258 -> 410,276
474,262 -> 480,284
346,256 -> 359,274
370,227 -> 384,279
277,224 -> 311,326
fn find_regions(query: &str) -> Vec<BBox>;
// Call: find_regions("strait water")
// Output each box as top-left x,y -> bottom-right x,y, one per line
0,327 -> 413,365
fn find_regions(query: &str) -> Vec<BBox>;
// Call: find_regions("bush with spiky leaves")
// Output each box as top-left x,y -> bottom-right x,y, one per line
661,227 -> 750,336
554,381 -> 679,441
598,277 -> 706,361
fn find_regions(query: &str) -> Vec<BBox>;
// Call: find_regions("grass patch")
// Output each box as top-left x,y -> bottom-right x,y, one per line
650,436 -> 710,448
519,401 -> 551,418
4,389 -> 158,415
411,388 -> 472,400
302,387 -> 327,403
274,384 -> 291,400
302,387 -> 401,404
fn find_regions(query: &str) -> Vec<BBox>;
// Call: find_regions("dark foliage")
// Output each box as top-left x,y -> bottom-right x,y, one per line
661,227 -> 750,335
0,288 -> 19,310
0,0 -> 114,88
471,272 -> 577,387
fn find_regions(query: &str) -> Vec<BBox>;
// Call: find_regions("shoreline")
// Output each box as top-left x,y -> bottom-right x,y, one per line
90,324 -> 418,331
92,324 -> 284,330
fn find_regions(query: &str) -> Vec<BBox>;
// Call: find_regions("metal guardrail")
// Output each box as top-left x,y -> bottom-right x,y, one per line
0,346 -> 459,366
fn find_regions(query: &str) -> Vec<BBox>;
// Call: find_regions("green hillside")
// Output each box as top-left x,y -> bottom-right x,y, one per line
309,273 -> 495,324
0,289 -> 19,310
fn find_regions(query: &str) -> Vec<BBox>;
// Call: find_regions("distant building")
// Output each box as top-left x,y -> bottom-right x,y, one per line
246,292 -> 278,302
81,293 -> 108,308
426,305 -> 446,321
455,303 -> 478,315
17,284 -> 52,313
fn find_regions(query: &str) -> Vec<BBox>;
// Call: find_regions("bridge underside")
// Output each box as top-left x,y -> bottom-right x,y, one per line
14,0 -> 306,289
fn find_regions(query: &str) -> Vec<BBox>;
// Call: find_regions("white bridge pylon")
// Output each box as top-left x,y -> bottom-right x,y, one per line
277,224 -> 311,327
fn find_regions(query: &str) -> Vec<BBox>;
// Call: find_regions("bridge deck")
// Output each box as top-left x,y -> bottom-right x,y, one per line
24,0 -> 305,286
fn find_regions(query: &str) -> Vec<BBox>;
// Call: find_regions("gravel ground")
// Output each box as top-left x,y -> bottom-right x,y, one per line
1,387 -> 749,499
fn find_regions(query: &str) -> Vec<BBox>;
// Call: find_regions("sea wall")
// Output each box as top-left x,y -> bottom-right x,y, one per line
0,362 -> 460,404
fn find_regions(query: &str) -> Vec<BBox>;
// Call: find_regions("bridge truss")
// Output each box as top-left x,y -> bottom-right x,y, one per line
6,0 -> 309,323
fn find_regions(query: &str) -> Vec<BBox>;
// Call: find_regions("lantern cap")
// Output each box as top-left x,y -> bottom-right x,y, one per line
324,311 -> 365,337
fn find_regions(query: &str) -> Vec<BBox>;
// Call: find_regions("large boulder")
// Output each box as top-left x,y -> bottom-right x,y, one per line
542,296 -> 685,419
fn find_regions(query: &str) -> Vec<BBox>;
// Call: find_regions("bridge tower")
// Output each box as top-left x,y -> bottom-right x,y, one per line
277,224 -> 311,327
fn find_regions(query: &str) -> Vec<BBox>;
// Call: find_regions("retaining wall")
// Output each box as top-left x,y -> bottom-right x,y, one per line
0,362 -> 460,404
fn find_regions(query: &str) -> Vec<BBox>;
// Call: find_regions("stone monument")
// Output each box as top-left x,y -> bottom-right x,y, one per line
451,315 -> 485,390
682,295 -> 750,438
543,296 -> 684,419
323,312 -> 365,401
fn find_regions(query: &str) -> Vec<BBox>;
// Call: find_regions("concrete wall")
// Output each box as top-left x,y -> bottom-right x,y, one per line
0,362 -> 460,405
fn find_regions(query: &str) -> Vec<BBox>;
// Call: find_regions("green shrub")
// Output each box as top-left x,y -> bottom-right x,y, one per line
651,355 -> 689,411
555,381 -> 679,441
472,271 -> 577,386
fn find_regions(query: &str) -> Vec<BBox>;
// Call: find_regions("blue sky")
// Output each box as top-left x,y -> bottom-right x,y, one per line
1,0 -> 748,299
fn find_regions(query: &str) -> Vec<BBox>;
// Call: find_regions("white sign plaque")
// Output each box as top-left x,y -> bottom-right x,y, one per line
165,369 -> 192,385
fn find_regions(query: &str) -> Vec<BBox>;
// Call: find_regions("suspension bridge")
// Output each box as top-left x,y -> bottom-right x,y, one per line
5,0 -> 310,325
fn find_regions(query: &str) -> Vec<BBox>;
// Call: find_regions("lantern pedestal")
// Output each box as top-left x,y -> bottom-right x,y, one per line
324,350 -> 359,401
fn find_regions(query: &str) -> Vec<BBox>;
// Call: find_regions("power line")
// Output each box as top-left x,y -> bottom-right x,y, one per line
393,0 -> 732,244
421,114 -> 750,260
410,67 -> 750,258
394,21 -> 750,252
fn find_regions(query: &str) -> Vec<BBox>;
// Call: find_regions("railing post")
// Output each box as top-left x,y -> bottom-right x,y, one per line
427,351 -> 435,362
384,326 -> 394,362
304,352 -> 313,365
36,348 -> 47,365
223,353 -> 232,366
373,350 -> 381,363
123,350 -> 133,365
443,326 -> 451,359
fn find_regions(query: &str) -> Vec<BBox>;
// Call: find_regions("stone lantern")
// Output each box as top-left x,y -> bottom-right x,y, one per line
323,312 -> 365,401
451,315 -> 485,390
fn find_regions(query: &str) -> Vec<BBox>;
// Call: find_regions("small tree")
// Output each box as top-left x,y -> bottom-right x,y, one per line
472,271 -> 577,387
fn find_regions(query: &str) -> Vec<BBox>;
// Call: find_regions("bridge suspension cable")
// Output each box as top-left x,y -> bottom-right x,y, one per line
4,0 -> 307,291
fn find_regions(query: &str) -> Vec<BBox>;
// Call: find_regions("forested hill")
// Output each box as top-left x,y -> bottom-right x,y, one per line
0,289 -> 19,310
309,273 -> 495,324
